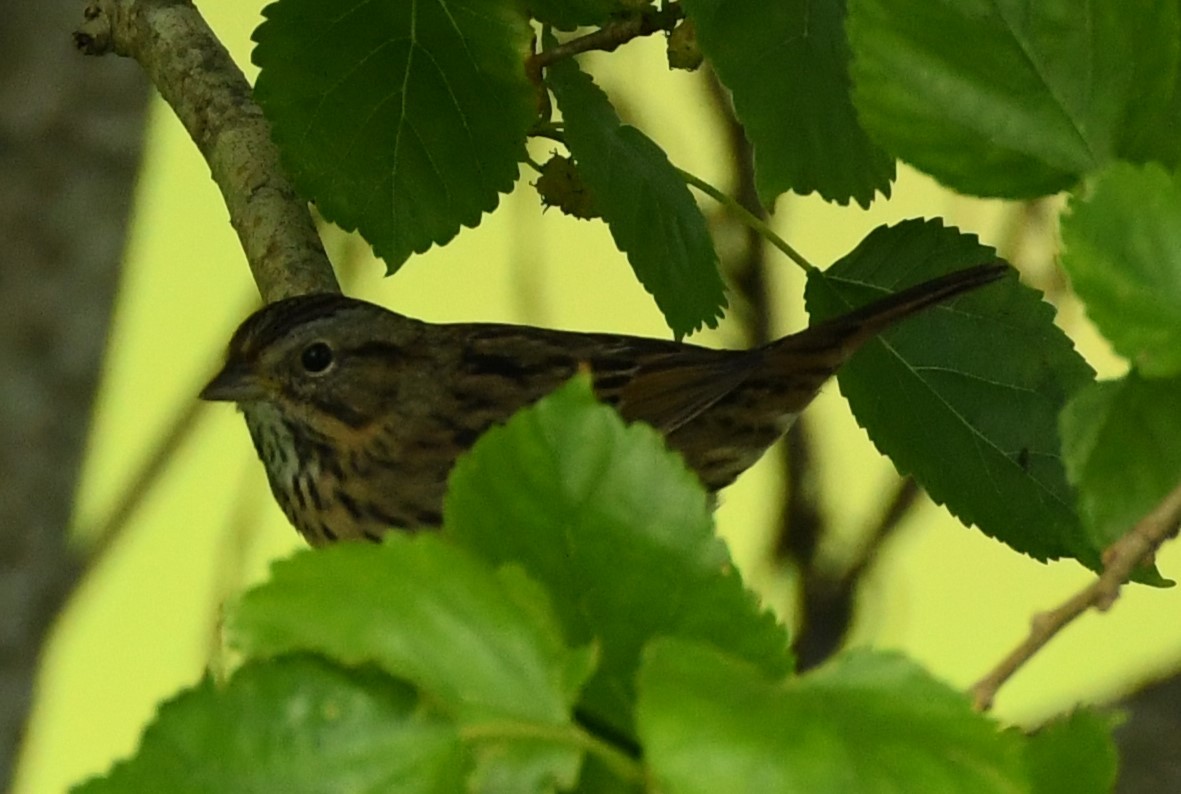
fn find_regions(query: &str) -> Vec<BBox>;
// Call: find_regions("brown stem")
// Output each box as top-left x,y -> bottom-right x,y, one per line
84,396 -> 207,563
79,303 -> 257,576
74,0 -> 339,301
971,478 -> 1181,711
528,3 -> 685,70
846,477 -> 922,582
793,477 -> 922,669
700,69 -> 842,668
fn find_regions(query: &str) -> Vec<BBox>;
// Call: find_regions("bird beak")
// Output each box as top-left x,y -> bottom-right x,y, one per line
200,363 -> 265,403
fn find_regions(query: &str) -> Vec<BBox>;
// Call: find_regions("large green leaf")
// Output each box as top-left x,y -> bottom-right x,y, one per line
683,0 -> 894,207
75,655 -> 466,794
252,0 -> 534,269
1061,162 -> 1181,378
546,54 -> 726,337
847,0 -> 1180,197
444,377 -> 791,739
637,640 -> 1030,794
228,537 -> 595,790
805,220 -> 1096,566
1060,373 -> 1181,584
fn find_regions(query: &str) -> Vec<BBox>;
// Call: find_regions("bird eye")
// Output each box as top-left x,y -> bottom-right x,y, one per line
300,341 -> 334,374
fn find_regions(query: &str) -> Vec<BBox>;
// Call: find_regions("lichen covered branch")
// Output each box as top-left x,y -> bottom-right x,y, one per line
75,0 -> 338,300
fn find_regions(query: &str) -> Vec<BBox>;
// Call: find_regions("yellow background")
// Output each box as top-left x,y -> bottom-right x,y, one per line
17,5 -> 1181,792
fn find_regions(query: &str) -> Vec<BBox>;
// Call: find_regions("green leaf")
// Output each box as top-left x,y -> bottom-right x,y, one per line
228,536 -> 595,790
804,219 -> 1096,566
527,0 -> 635,30
252,0 -> 535,269
1061,162 -> 1181,377
572,755 -> 645,794
683,0 -> 894,207
637,640 -> 1027,794
75,655 -> 466,794
1060,373 -> 1181,585
1117,6 -> 1181,169
847,0 -> 1180,197
444,376 -> 791,739
1023,711 -> 1118,794
546,53 -> 726,337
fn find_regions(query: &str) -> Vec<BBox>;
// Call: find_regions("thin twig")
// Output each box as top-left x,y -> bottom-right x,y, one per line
845,476 -> 922,582
528,3 -> 685,70
679,168 -> 815,273
523,121 -> 811,276
82,396 -> 208,566
79,292 -> 257,578
74,0 -> 338,300
971,478 -> 1181,711
791,477 -> 922,668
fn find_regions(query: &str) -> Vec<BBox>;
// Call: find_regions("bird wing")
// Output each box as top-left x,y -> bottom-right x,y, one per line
613,349 -> 763,434
456,323 -> 764,435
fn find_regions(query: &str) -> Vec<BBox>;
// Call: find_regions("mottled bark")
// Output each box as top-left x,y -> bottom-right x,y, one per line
1116,672 -> 1181,793
0,2 -> 149,785
75,0 -> 339,301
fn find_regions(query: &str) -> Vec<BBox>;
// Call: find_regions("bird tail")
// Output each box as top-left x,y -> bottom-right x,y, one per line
765,263 -> 1007,401
813,262 -> 1006,347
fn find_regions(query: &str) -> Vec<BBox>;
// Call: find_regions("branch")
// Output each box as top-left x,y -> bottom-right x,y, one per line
528,3 -> 685,69
971,478 -> 1181,711
74,0 -> 339,301
791,477 -> 921,668
845,477 -> 922,583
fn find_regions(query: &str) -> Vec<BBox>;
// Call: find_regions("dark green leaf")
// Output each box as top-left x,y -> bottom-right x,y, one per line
228,537 -> 595,789
683,0 -> 894,207
848,0 -> 1180,197
252,0 -> 534,269
637,640 -> 1027,794
528,0 -> 637,30
546,54 -> 726,337
1060,373 -> 1181,585
1061,162 -> 1181,377
444,376 -> 791,739
1024,711 -> 1118,794
572,755 -> 644,794
74,655 -> 465,794
1117,3 -> 1181,168
805,219 -> 1096,566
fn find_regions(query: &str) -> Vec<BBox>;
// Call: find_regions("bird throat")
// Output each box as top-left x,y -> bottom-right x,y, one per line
239,401 -> 423,544
241,402 -> 336,544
